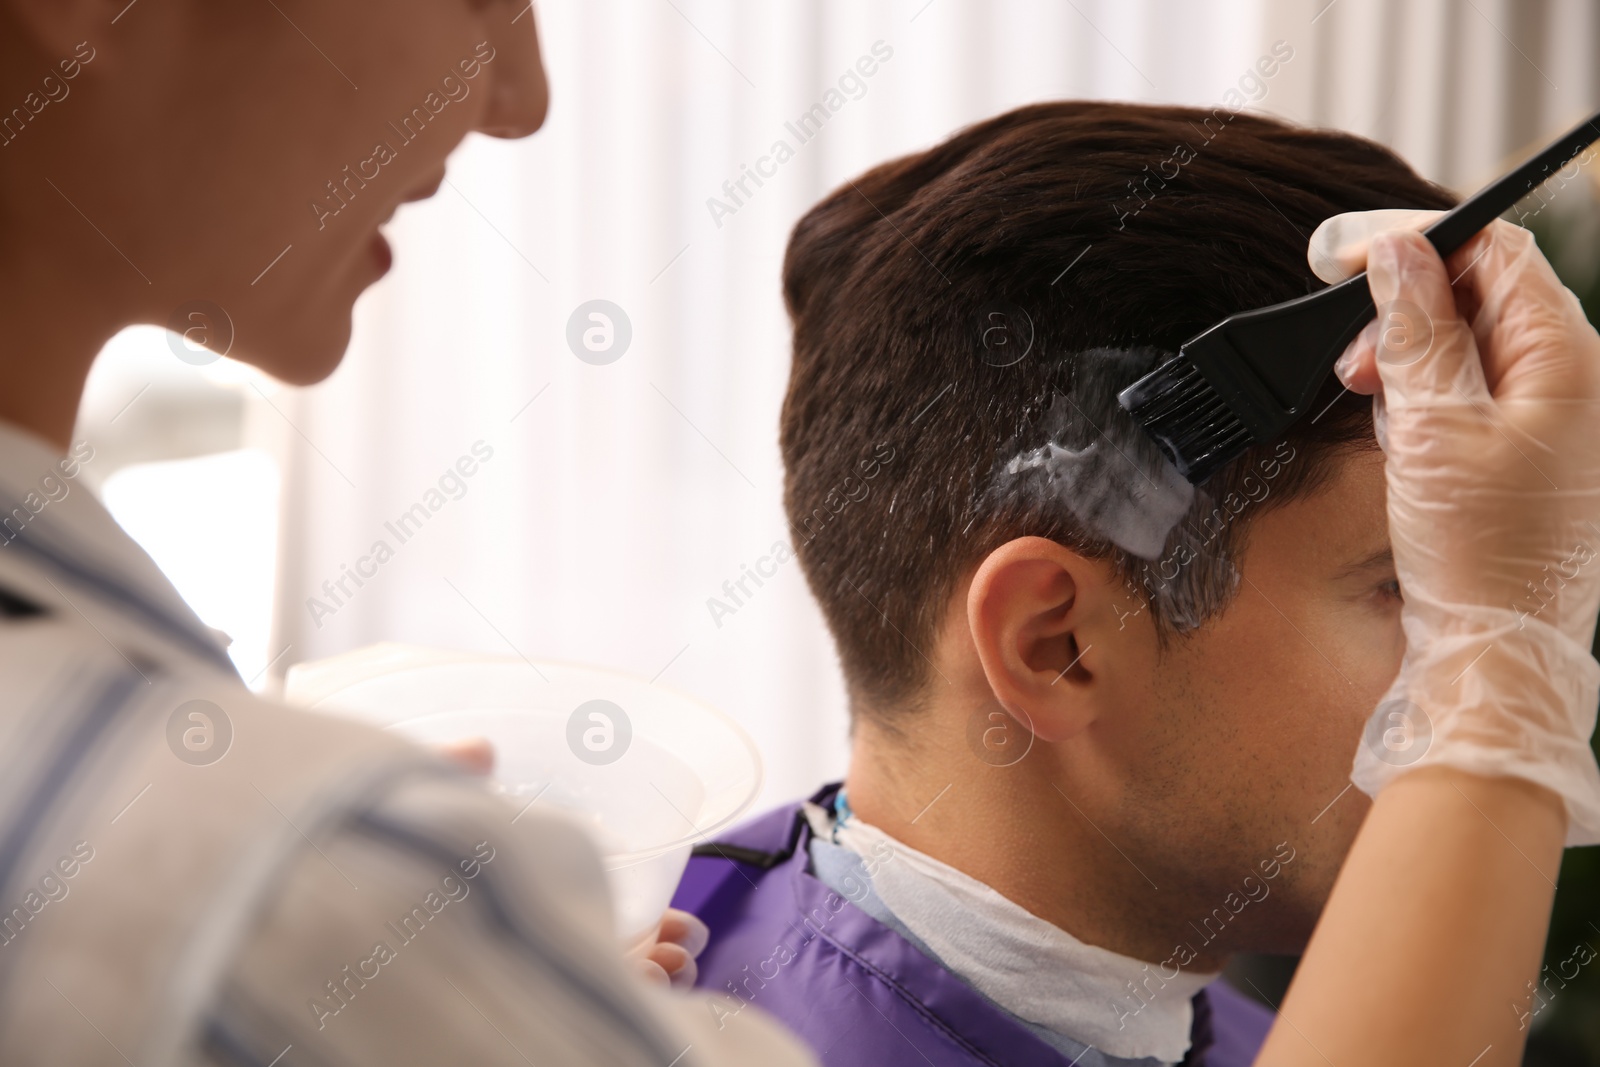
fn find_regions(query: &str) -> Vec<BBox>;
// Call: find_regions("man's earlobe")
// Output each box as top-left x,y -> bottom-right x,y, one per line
966,537 -> 1106,743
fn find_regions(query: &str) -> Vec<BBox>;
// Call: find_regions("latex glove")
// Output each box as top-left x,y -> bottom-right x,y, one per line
1306,208 -> 1440,284
636,908 -> 711,990
1308,210 -> 1600,845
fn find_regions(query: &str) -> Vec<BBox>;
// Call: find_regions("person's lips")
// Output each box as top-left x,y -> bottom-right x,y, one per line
369,171 -> 444,273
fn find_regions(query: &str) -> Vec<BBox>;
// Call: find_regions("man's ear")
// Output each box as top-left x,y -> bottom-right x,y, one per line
966,536 -> 1113,743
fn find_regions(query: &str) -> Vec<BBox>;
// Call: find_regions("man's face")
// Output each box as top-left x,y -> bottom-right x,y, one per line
45,0 -> 547,382
1101,446 -> 1400,952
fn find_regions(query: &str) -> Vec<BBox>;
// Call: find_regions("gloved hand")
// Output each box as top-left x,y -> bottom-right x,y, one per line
635,908 -> 711,990
1308,210 -> 1600,845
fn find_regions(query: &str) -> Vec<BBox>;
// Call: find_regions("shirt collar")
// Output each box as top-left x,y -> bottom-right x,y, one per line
0,419 -> 236,675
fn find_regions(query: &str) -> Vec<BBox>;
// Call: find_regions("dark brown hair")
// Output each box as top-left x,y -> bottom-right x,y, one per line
779,101 -> 1456,721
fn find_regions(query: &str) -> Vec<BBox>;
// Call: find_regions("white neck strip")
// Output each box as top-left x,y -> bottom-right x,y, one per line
828,811 -> 1215,1063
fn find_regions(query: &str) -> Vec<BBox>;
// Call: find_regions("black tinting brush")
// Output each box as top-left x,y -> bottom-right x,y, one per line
1117,106 -> 1600,485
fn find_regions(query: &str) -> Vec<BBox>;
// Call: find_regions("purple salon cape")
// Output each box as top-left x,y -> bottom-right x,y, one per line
671,784 -> 1275,1067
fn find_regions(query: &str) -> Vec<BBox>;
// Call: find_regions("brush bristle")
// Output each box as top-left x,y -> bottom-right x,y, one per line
1119,355 -> 1254,483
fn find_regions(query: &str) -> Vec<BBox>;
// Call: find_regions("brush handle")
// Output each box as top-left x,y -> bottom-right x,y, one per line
1124,106 -> 1600,486
1165,108 -> 1600,442
1422,107 -> 1600,257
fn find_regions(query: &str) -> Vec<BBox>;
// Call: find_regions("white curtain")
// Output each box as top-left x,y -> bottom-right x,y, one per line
76,0 -> 1595,809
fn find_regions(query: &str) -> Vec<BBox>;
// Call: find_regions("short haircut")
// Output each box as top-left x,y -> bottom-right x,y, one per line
778,101 -> 1456,721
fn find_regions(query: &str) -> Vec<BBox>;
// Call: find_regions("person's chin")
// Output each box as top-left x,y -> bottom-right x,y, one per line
266,240 -> 395,383
230,313 -> 353,386
292,315 -> 357,384
275,337 -> 351,385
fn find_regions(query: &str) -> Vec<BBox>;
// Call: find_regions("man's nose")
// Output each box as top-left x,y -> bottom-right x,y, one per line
478,7 -> 550,140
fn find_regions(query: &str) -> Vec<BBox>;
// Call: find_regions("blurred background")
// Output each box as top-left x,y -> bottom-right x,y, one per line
70,0 -> 1600,1058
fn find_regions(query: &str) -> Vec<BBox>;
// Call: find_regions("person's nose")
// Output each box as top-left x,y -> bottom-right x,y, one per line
478,6 -> 550,140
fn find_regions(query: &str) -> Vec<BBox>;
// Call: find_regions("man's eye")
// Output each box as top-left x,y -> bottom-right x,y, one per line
1377,578 -> 1403,603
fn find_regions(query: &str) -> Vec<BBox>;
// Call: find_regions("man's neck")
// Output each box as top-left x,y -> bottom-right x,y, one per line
842,715 -> 1232,972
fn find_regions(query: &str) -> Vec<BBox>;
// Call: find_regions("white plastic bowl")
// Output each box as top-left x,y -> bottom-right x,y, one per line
284,644 -> 763,949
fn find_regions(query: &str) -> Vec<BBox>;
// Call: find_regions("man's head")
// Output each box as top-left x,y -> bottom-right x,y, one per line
780,101 -> 1455,957
0,0 -> 547,384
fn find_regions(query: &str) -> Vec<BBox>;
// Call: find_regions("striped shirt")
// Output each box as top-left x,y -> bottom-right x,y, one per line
0,420 -> 812,1067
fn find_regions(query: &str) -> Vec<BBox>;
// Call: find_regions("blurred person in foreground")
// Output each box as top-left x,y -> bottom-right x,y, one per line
0,2 -> 807,1063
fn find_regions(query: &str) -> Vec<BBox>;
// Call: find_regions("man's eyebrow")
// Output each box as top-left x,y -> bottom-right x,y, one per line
1335,547 -> 1394,577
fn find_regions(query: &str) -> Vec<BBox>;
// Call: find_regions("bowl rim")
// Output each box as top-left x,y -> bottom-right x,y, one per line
288,643 -> 766,864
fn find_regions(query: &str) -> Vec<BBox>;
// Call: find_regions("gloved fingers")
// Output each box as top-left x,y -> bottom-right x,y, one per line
1307,208 -> 1440,283
656,908 -> 710,958
1332,318 -> 1381,394
1365,228 -> 1491,409
1443,222 -> 1600,401
643,941 -> 698,989
636,957 -> 671,987
1321,212 -> 1600,405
